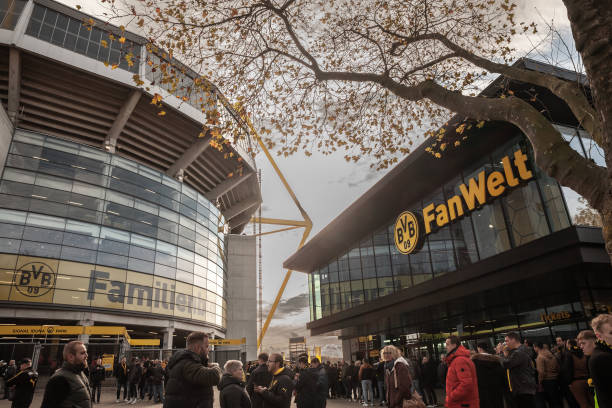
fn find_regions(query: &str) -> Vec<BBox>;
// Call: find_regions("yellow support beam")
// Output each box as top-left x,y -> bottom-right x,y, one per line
253,226 -> 300,237
216,95 -> 312,351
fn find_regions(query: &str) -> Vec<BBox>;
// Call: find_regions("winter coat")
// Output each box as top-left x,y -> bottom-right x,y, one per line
359,364 -> 375,382
385,357 -> 413,408
294,368 -> 318,408
561,347 -> 589,385
535,349 -> 560,382
327,366 -> 338,384
260,367 -> 294,408
472,352 -> 505,408
246,363 -> 273,408
114,361 -> 129,383
149,365 -> 164,385
6,367 -> 38,407
313,366 -> 328,406
128,364 -> 142,385
422,360 -> 438,387
444,346 -> 479,408
588,340 -> 612,408
90,364 -> 106,385
163,350 -> 222,408
502,346 -> 537,396
218,373 -> 251,408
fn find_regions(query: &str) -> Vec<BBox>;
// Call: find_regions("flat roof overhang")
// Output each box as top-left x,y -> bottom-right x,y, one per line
306,226 -> 608,336
284,59 -> 589,273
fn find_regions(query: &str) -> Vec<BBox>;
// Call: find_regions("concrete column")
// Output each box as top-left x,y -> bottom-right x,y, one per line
0,103 -> 14,171
7,48 -> 21,125
162,328 -> 174,350
78,319 -> 94,344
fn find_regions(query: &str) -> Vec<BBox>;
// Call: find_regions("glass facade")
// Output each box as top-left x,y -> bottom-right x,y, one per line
310,134 -> 573,320
25,4 -> 140,73
0,130 -> 227,327
0,0 -> 26,29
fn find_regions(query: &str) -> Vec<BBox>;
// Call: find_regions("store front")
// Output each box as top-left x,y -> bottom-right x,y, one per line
284,59 -> 611,362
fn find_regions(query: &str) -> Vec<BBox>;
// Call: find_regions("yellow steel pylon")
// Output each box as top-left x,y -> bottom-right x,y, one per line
216,95 -> 312,351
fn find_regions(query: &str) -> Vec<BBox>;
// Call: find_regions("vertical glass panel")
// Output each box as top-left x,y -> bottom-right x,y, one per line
313,271 -> 321,320
443,176 -> 479,267
348,248 -> 362,280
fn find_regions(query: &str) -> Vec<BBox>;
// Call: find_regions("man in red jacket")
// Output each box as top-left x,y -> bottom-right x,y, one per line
444,336 -> 479,408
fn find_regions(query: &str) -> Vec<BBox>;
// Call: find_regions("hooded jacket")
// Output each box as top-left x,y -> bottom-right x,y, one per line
588,340 -> 612,408
218,373 -> 251,408
535,349 -> 559,382
384,357 -> 412,408
163,350 -> 222,408
444,346 -> 479,408
246,363 -> 273,408
260,367 -> 294,408
472,352 -> 505,408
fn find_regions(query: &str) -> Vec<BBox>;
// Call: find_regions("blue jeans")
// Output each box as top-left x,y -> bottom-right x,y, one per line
361,379 -> 373,404
377,380 -> 385,402
151,383 -> 163,402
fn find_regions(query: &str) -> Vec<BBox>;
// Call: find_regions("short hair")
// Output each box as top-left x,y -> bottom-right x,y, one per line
477,341 -> 490,352
269,353 -> 283,366
223,360 -> 243,374
63,341 -> 84,360
577,330 -> 597,341
534,342 -> 544,349
258,353 -> 269,362
447,335 -> 461,346
310,357 -> 320,364
298,356 -> 309,365
186,332 -> 209,346
382,345 -> 402,359
591,314 -> 612,333
505,332 -> 521,342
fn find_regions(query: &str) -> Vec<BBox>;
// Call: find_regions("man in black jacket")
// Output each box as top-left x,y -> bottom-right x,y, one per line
590,314 -> 612,408
254,353 -> 293,408
113,356 -> 129,402
219,360 -> 251,408
6,358 -> 37,408
127,357 -> 142,404
502,332 -> 537,408
89,358 -> 106,404
149,360 -> 164,403
163,331 -> 222,408
246,353 -> 273,408
294,356 -> 317,408
41,341 -> 91,408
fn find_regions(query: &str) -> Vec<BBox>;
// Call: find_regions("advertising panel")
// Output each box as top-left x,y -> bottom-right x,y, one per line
0,254 -> 224,327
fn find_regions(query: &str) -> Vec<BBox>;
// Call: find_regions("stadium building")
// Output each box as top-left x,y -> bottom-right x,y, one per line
284,60 -> 612,362
0,0 -> 259,367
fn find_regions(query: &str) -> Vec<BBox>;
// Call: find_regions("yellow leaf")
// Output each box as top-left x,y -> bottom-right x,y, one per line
440,143 -> 447,151
76,5 -> 81,9
100,40 -> 108,48
434,152 -> 441,158
476,120 -> 485,128
118,37 -> 126,44
104,61 -> 109,67
507,89 -> 514,95
454,141 -> 461,147
158,111 -> 166,116
228,172 -> 234,177
111,64 -> 119,70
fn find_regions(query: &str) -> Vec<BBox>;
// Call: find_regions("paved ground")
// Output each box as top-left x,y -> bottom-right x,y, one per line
0,388 -> 398,408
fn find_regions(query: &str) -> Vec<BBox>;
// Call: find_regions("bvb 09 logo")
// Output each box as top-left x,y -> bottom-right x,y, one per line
394,211 -> 420,255
13,262 -> 56,297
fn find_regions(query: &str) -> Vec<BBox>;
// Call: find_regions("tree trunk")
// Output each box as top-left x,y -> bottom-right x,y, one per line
563,0 -> 612,262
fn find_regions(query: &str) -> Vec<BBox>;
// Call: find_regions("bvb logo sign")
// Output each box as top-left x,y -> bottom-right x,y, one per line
13,262 -> 57,297
394,211 -> 421,255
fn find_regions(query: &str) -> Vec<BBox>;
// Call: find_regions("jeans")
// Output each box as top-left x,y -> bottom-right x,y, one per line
151,383 -> 163,402
361,380 -> 373,404
128,383 -> 138,400
411,379 -> 423,397
423,385 -> 437,406
92,382 -> 102,403
342,379 -> 352,398
116,380 -> 128,400
377,380 -> 385,402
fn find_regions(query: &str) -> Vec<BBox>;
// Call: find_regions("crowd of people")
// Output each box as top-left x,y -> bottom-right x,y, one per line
0,313 -> 610,408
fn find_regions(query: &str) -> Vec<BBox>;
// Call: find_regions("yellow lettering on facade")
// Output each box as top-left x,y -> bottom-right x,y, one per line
447,195 -> 464,221
435,204 -> 449,228
514,150 -> 533,180
423,203 -> 436,234
502,156 -> 519,187
459,170 -> 487,210
486,171 -> 506,197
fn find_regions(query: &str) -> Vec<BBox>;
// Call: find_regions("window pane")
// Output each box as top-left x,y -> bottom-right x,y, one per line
26,213 -> 65,230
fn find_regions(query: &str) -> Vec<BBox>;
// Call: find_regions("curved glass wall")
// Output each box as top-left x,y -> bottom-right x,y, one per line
0,130 -> 227,327
311,135 -> 572,320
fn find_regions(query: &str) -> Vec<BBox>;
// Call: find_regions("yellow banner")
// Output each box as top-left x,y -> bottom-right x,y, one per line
129,339 -> 160,346
210,338 -> 245,346
0,254 -> 225,327
84,326 -> 128,336
0,325 -> 84,335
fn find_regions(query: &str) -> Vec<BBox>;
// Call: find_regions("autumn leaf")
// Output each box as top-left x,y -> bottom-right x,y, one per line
476,121 -> 485,128
111,64 -> 119,70
100,40 -> 108,48
118,37 -> 126,44
158,110 -> 166,116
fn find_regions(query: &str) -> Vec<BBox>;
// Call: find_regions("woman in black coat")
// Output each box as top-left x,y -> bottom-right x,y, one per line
219,360 -> 252,408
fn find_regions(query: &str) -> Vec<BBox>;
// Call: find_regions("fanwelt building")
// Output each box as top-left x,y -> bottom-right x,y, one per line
284,60 -> 612,362
0,0 -> 259,363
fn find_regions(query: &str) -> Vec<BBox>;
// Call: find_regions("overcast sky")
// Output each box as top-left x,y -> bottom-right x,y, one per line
58,0 -> 575,358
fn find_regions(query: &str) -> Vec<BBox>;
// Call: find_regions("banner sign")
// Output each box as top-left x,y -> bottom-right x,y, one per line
210,338 -> 245,346
394,148 -> 534,254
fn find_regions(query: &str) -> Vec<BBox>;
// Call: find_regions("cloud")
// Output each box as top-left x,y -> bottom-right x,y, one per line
259,320 -> 343,359
262,293 -> 309,319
